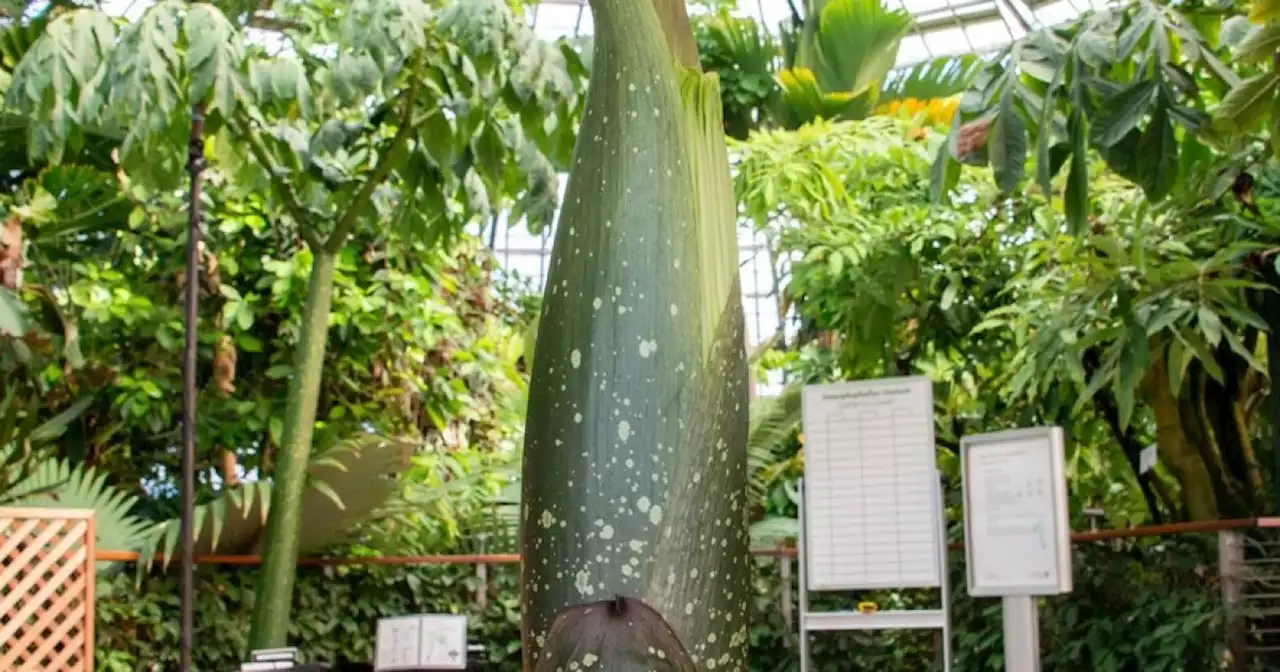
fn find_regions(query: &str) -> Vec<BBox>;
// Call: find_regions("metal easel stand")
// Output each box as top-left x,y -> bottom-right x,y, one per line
797,473 -> 953,672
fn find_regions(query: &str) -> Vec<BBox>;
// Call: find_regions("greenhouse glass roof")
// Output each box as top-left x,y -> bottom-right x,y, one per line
527,0 -> 1112,68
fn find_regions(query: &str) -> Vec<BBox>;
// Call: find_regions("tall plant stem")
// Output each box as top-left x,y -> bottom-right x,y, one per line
247,248 -> 337,648
179,101 -> 205,672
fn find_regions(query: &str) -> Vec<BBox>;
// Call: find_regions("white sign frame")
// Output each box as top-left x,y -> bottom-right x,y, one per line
799,376 -> 942,592
961,426 -> 1072,598
375,614 -> 468,671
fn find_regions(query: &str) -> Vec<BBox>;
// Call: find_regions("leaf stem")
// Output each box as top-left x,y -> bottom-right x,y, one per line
232,113 -> 323,249
324,78 -> 420,254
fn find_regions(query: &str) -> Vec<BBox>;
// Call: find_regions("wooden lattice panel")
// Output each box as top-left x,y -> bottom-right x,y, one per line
0,508 -> 95,672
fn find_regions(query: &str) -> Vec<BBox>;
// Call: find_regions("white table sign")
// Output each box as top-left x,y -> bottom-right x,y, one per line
800,376 -> 941,590
961,426 -> 1072,597
375,614 -> 468,670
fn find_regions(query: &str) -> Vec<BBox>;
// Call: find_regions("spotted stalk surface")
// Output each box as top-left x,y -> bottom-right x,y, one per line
519,0 -> 750,670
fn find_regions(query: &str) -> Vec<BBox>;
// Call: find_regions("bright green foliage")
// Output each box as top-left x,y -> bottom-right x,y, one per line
734,117 -> 1173,524
937,0 -> 1239,226
923,0 -> 1280,521
692,12 -> 778,140
771,0 -> 980,130
520,0 -> 749,668
4,0 -> 583,644
779,0 -> 911,125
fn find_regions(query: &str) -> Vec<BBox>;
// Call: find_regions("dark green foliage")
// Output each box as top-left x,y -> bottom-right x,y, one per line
96,538 -> 1227,672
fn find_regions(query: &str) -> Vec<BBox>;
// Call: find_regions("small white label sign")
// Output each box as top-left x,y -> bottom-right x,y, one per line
375,614 -> 468,670
962,427 -> 1072,597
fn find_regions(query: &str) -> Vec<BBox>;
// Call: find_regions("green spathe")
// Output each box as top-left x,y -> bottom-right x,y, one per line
519,0 -> 749,669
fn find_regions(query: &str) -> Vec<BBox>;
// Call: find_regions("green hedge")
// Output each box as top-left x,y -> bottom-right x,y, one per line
95,537 -> 1228,672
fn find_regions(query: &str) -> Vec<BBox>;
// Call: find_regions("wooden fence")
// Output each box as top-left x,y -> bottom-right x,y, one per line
0,507 -> 96,672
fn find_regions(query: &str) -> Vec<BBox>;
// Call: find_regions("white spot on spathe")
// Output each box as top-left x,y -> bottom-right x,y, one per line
670,304 -> 678,316
571,349 -> 582,369
574,412 -> 583,424
575,570 -> 595,596
638,340 -> 657,358
593,297 -> 603,310
637,496 -> 652,513
617,421 -> 632,442
540,511 -> 554,529
583,653 -> 599,667
600,524 -> 615,540
649,504 -> 664,525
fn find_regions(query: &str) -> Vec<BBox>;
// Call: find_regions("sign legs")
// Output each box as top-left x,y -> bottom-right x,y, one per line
1001,595 -> 1041,672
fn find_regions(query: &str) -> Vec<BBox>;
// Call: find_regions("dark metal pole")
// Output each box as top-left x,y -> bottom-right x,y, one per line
180,102 -> 206,672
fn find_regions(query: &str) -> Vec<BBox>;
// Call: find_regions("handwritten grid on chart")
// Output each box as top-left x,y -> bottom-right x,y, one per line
801,377 -> 942,591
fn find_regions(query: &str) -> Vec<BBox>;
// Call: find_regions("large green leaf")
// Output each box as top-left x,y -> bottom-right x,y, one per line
183,3 -> 245,115
1091,78 -> 1157,148
807,0 -> 911,96
1215,72 -> 1280,131
777,67 -> 866,127
1136,106 -> 1177,200
1233,22 -> 1280,63
1065,110 -> 1089,235
139,434 -> 413,569
880,55 -> 982,103
0,286 -> 23,337
989,88 -> 1027,194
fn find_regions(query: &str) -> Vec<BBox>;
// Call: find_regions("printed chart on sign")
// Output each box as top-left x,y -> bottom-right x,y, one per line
801,376 -> 941,591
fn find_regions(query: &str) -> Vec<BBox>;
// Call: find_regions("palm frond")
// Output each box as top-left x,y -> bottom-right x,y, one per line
3,452 -> 150,572
880,54 -> 983,103
137,434 -> 415,571
747,382 -> 803,503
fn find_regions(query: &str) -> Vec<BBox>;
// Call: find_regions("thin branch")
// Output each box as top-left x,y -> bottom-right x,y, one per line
232,114 -> 322,249
324,78 -> 420,254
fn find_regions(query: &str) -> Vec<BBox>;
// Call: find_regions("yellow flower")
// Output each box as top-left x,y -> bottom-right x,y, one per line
873,96 -> 960,128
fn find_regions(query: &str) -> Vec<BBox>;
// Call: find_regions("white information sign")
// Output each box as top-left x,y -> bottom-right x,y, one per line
375,614 -> 468,670
800,376 -> 941,591
961,427 -> 1072,597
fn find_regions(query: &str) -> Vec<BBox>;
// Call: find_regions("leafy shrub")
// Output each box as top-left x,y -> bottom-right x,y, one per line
97,537 -> 1229,671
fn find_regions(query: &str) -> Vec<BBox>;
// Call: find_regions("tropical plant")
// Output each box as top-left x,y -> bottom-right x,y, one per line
520,0 -> 750,667
4,0 -> 585,644
733,116 -> 1171,525
773,0 -> 981,129
1,449 -> 152,569
933,0 -> 1238,226
693,11 -> 779,139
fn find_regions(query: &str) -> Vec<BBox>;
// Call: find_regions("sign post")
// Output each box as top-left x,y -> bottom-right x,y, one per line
797,376 -> 951,671
961,427 -> 1073,672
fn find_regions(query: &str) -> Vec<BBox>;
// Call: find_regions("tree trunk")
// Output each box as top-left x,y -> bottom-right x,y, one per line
247,248 -> 337,648
1144,357 -> 1221,520
520,1 -> 750,669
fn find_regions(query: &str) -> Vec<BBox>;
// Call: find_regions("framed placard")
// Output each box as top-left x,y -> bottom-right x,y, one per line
961,427 -> 1072,597
375,614 -> 468,670
800,376 -> 941,591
